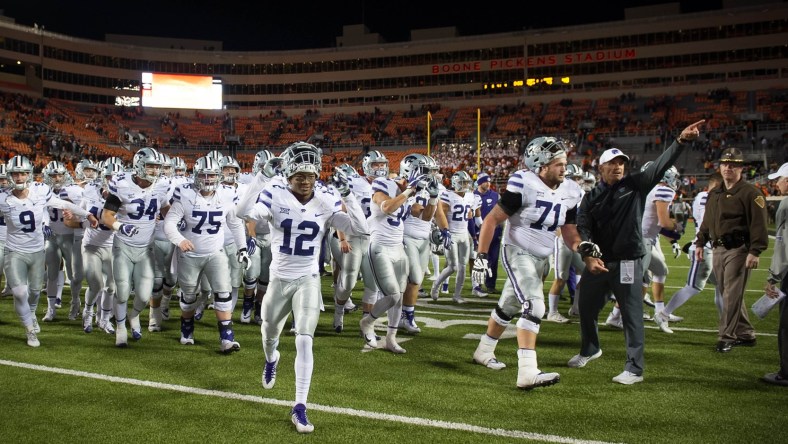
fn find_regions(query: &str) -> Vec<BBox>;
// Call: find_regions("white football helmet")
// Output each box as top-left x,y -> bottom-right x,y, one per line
399,153 -> 432,179
7,155 -> 35,190
74,159 -> 99,183
524,136 -> 568,171
565,163 -> 582,179
451,171 -> 472,193
252,149 -> 275,175
132,148 -> 164,184
218,155 -> 241,184
44,160 -> 70,190
581,171 -> 597,192
159,153 -> 173,178
102,161 -> 124,188
193,156 -> 222,192
282,142 -> 322,179
0,163 -> 8,188
206,150 -> 224,161
337,163 -> 359,177
641,161 -> 680,189
172,157 -> 187,176
362,150 -> 389,178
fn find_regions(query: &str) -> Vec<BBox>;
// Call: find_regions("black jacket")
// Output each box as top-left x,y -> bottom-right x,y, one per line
577,140 -> 685,261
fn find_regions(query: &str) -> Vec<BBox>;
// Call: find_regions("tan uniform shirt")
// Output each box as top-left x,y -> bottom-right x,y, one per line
697,178 -> 768,256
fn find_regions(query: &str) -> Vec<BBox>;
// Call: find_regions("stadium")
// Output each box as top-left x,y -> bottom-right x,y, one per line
0,1 -> 786,442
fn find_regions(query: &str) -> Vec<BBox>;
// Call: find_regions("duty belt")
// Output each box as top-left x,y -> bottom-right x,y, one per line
712,233 -> 746,249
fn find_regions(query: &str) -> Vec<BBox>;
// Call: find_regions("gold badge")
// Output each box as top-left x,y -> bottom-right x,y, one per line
755,195 -> 765,208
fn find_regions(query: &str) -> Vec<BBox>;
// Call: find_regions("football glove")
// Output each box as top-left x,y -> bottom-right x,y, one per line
43,225 -> 52,240
426,177 -> 440,198
331,167 -> 351,197
671,240 -> 681,259
236,248 -> 251,271
119,223 -> 139,237
441,228 -> 453,250
262,157 -> 284,179
472,253 -> 492,284
577,241 -> 602,259
246,237 -> 257,256
407,170 -> 428,191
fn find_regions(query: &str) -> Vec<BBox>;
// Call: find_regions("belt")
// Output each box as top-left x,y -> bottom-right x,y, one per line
712,235 -> 745,249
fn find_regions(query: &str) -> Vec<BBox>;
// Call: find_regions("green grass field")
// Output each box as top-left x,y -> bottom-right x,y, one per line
0,235 -> 785,443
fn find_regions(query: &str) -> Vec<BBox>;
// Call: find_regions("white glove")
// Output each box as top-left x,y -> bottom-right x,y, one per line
236,248 -> 251,271
472,253 -> 492,285
671,241 -> 681,259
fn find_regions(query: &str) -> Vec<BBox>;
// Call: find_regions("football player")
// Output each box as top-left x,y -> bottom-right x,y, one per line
0,155 -> 97,347
399,154 -> 441,333
101,147 -> 170,347
65,161 -> 122,333
332,152 -> 385,333
358,151 -> 436,353
239,149 -> 278,325
0,164 -> 8,295
237,142 -> 369,434
472,137 -> 583,390
430,170 -> 475,304
41,160 -> 82,321
163,156 -> 248,353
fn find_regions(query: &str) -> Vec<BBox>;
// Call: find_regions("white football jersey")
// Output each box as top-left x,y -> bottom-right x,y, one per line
81,182 -> 115,248
403,189 -> 432,240
369,177 -> 410,246
165,183 -> 243,257
222,181 -> 247,245
63,184 -> 86,237
47,187 -> 75,236
349,175 -> 374,219
641,184 -> 676,241
107,173 -> 170,247
692,190 -> 710,244
503,170 -> 583,259
440,189 -> 473,238
0,183 -> 81,253
246,182 -> 342,280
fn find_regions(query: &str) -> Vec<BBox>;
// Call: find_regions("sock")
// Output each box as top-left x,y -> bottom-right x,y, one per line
655,301 -> 665,312
295,335 -> 314,405
218,319 -> 234,341
517,348 -> 538,373
548,293 -> 560,313
611,306 -> 621,318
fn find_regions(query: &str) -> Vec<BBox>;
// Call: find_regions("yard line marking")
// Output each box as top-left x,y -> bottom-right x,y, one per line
0,359 -> 620,444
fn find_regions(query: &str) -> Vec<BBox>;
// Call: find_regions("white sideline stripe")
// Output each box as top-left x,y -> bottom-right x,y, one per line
0,359 -> 619,444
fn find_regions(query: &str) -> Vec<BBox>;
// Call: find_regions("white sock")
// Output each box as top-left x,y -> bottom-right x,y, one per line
655,301 -> 665,312
548,293 -> 560,313
294,335 -> 314,406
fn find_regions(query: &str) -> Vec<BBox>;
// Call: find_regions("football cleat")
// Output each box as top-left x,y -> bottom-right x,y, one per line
290,403 -> 314,434
343,298 -> 358,314
333,310 -> 344,333
220,339 -> 241,354
99,319 -> 115,334
473,351 -> 506,370
26,330 -> 40,347
68,304 -> 81,321
148,318 -> 162,332
262,350 -> 280,389
130,316 -> 142,340
452,295 -> 466,304
567,350 -> 602,368
115,324 -> 128,347
180,332 -> 195,345
42,308 -> 56,322
654,311 -> 674,334
398,311 -> 421,333
54,297 -> 62,309
546,312 -> 571,324
517,371 -> 560,390
472,286 -> 489,298
32,319 -> 41,334
605,313 -> 623,329
359,316 -> 378,348
82,312 -> 93,333
385,337 -> 407,354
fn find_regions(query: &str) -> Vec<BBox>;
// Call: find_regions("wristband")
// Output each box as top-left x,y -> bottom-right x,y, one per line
477,252 -> 488,260
428,197 -> 438,206
112,221 -> 122,231
402,188 -> 413,197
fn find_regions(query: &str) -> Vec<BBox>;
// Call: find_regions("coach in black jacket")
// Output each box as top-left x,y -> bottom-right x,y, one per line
567,120 -> 704,385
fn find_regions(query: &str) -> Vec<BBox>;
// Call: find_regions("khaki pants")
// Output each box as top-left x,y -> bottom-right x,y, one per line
712,245 -> 755,342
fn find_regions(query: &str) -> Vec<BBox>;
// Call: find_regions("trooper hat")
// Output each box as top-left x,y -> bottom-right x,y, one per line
719,147 -> 744,164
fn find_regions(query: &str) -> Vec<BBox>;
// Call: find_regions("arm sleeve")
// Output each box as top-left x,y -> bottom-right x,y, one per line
636,139 -> 685,191
163,201 -> 186,247
576,196 -> 592,242
226,207 -> 247,249
104,193 -> 122,213
497,190 -> 522,216
48,196 -> 89,218
236,173 -> 268,219
328,193 -> 369,236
